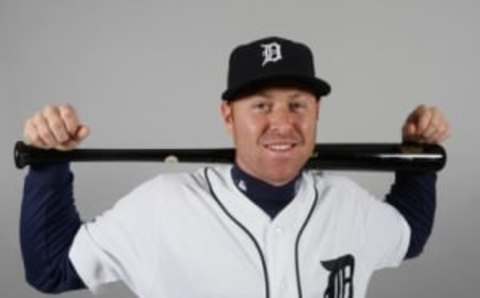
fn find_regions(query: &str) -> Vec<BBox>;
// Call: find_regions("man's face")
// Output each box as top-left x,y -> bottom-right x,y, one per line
221,85 -> 320,186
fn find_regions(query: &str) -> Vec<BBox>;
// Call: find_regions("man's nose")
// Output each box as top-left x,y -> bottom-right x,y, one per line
269,106 -> 295,132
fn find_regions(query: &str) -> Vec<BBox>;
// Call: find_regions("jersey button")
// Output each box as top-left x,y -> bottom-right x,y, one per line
274,226 -> 283,234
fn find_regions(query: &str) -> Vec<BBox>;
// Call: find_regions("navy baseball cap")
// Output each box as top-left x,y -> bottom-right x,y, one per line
222,36 -> 331,101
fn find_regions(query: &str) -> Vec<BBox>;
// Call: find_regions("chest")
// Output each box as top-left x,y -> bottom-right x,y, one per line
145,193 -> 371,298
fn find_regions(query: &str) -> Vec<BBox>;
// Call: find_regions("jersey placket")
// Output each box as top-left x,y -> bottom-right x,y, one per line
263,174 -> 317,298
264,221 -> 294,297
205,166 -> 318,298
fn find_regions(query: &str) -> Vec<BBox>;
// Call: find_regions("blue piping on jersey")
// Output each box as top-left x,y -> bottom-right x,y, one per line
204,167 -> 271,298
205,167 -> 320,298
294,177 -> 319,298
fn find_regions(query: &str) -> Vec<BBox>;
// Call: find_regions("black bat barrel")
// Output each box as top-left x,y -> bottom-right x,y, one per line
306,143 -> 446,172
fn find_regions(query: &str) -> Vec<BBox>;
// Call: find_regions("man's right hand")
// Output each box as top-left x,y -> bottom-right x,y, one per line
23,104 -> 90,151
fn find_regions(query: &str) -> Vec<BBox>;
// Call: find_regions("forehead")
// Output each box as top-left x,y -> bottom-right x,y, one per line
256,85 -> 315,98
236,83 -> 318,101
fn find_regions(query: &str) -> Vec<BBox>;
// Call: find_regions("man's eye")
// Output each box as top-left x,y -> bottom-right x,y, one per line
290,102 -> 306,111
254,103 -> 270,111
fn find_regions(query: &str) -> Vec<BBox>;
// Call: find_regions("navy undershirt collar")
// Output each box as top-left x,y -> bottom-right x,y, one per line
230,164 -> 301,219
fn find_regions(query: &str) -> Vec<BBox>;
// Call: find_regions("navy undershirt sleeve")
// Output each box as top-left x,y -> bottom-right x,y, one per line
385,171 -> 437,259
20,162 -> 86,293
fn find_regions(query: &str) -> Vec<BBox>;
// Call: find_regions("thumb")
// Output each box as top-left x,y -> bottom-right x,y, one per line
75,125 -> 90,141
55,125 -> 90,151
402,123 -> 417,142
407,123 -> 416,135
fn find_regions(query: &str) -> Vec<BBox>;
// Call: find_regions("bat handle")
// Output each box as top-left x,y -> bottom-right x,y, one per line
14,141 -> 58,169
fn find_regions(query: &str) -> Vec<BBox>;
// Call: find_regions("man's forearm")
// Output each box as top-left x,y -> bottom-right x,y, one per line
385,172 -> 437,259
20,162 -> 85,293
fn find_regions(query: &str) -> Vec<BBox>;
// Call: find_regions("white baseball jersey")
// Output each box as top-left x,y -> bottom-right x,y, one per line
69,165 -> 410,298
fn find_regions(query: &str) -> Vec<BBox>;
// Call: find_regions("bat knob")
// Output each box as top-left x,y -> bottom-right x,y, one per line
14,141 -> 29,169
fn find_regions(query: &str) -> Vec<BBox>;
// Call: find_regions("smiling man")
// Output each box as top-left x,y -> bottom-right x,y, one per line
20,36 -> 451,298
220,37 -> 331,187
221,85 -> 320,185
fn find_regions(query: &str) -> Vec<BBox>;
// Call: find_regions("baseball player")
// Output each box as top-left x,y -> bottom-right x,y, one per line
20,37 -> 451,298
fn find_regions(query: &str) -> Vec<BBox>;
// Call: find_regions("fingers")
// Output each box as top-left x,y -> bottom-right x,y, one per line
54,125 -> 90,151
24,119 -> 49,149
402,105 -> 451,144
23,104 -> 89,151
416,105 -> 433,136
59,104 -> 81,137
44,106 -> 71,143
429,119 -> 451,143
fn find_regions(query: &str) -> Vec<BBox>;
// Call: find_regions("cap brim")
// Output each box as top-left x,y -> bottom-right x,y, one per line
222,75 -> 331,101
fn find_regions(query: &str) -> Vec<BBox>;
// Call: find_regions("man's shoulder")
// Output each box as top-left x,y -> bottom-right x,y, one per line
306,171 -> 382,219
306,170 -> 378,207
134,165 -> 233,197
138,167 -> 210,191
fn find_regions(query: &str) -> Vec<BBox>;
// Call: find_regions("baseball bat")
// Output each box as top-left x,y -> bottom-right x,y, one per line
14,141 -> 446,172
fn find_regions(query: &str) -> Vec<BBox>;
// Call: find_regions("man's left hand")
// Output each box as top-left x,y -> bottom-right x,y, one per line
402,105 -> 451,144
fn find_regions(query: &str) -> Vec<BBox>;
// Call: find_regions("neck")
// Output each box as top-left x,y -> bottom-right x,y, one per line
234,160 -> 300,187
230,163 -> 301,219
231,163 -> 301,199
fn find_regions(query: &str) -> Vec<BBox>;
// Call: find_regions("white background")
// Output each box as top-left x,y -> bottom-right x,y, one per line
1,0 -> 478,297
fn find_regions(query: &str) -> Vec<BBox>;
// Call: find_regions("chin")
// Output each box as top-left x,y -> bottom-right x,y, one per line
264,166 -> 303,185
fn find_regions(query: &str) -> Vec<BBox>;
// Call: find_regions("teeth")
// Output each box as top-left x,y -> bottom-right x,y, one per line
267,144 -> 294,151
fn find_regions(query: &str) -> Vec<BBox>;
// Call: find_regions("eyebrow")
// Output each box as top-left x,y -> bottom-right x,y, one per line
257,90 -> 302,99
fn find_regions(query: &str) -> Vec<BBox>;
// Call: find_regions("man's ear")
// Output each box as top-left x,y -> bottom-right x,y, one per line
220,101 -> 234,135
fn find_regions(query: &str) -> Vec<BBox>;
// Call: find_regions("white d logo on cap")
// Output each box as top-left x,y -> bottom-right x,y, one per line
261,42 -> 282,66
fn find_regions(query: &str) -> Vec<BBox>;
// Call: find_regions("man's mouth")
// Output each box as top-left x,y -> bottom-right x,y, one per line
263,143 -> 298,152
